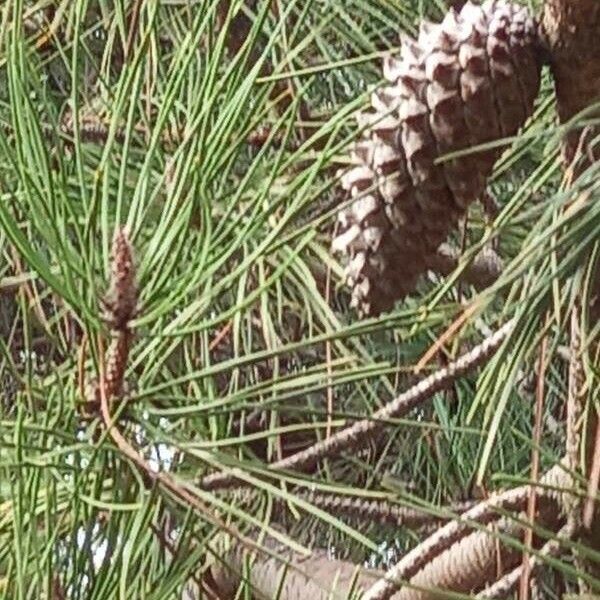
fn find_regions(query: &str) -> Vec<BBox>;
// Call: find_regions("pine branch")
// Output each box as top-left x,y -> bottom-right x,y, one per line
477,522 -> 576,599
361,465 -> 570,600
234,487 -> 475,530
201,320 -> 514,491
287,492 -> 474,530
95,229 -> 261,555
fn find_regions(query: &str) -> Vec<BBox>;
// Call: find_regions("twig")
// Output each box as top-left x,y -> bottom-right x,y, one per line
239,487 -> 475,530
477,522 -> 576,598
200,320 -> 514,491
583,417 -> 600,529
98,364 -> 265,555
520,332 -> 548,600
361,464 -> 568,600
567,307 -> 585,478
414,302 -> 479,373
566,305 -> 586,591
209,320 -> 233,352
124,0 -> 143,62
296,493 -> 473,530
95,228 -> 262,555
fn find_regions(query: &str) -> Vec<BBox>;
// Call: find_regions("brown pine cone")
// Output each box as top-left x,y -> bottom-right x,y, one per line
333,0 -> 541,315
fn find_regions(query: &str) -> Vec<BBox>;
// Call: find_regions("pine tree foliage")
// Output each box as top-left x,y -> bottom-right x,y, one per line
0,1 -> 598,599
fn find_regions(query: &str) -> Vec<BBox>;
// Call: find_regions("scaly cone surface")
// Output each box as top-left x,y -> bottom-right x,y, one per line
333,0 -> 541,316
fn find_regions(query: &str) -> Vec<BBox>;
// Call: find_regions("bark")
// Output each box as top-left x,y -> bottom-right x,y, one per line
541,0 -> 600,166
362,465 -> 570,600
210,547 -> 382,599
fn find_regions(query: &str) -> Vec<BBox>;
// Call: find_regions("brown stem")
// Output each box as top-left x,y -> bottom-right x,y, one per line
361,465 -> 570,600
234,487 -> 475,531
98,359 -> 268,556
288,493 -> 474,531
200,321 -> 514,491
477,522 -> 575,599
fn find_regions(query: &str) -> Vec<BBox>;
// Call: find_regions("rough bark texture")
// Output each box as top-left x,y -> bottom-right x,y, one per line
362,465 -> 569,600
541,0 -> 600,166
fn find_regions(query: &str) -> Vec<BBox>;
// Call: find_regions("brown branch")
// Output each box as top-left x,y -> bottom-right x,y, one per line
98,364 -> 268,556
95,228 -> 262,555
520,332 -> 548,600
477,522 -> 576,599
233,487 -> 475,530
361,465 -> 570,600
200,320 -> 514,491
567,307 -> 585,481
288,492 -> 474,530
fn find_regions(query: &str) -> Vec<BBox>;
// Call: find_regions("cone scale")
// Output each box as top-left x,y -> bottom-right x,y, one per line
333,0 -> 541,315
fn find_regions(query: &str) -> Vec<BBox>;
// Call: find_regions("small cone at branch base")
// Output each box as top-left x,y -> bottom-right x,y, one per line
104,227 -> 137,330
84,228 -> 138,417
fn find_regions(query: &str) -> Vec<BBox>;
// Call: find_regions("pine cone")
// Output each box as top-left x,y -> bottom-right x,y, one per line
104,227 -> 137,330
333,0 -> 541,315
